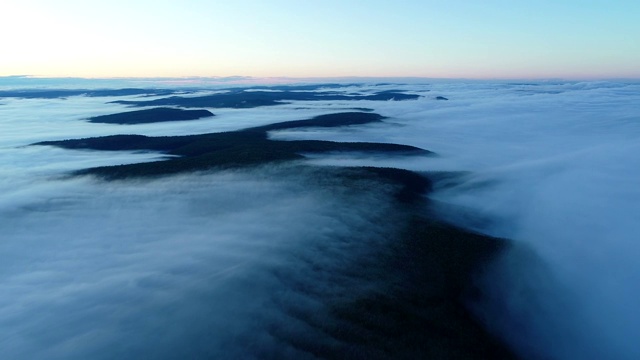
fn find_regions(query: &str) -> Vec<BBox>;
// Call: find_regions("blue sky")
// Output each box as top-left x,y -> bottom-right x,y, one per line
2,0 -> 639,79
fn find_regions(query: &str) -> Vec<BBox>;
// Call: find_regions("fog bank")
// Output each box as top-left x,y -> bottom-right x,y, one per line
273,81 -> 640,359
3,80 -> 639,359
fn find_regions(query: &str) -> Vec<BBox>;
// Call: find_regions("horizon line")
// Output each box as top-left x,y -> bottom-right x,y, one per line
2,74 -> 640,84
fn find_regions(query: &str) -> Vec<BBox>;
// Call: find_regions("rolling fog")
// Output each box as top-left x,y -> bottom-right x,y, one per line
1,80 -> 639,359
273,81 -> 640,359
1,168 -> 405,359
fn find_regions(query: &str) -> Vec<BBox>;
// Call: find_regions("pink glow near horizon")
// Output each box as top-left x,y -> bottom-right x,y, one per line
1,1 -> 639,80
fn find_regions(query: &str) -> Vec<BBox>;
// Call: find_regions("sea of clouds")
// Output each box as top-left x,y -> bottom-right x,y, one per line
1,168 -> 408,359
1,79 -> 639,359
272,81 -> 640,359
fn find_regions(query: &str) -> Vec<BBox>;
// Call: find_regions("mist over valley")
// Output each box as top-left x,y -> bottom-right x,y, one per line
1,79 -> 639,359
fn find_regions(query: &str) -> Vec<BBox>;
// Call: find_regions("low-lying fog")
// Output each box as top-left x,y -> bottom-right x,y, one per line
1,80 -> 639,359
1,167 -> 408,359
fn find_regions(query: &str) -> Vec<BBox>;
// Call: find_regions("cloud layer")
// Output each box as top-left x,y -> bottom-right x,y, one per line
2,80 -> 640,359
272,81 -> 640,359
1,168 -> 406,359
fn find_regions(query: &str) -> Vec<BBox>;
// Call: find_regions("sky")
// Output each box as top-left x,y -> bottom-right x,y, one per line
2,0 -> 639,79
